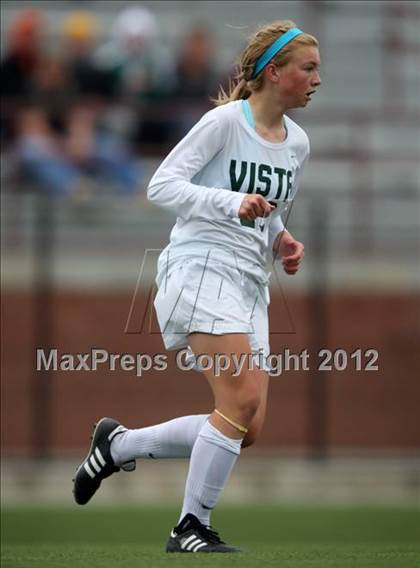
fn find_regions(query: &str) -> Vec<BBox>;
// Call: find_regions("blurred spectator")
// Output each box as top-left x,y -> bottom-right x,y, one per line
92,5 -> 176,153
93,5 -> 175,101
14,106 -> 92,198
64,103 -> 141,195
169,25 -> 219,141
1,9 -> 46,146
31,53 -> 71,136
62,11 -> 100,96
174,26 -> 218,102
61,11 -> 142,194
61,11 -> 117,100
1,9 -> 45,99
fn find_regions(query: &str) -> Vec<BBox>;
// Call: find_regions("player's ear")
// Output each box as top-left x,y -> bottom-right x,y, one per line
265,63 -> 280,83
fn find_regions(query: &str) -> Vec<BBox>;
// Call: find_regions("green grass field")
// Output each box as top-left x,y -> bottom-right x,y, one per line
2,505 -> 420,567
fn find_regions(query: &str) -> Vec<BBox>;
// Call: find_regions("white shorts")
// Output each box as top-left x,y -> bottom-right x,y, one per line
154,258 -> 270,371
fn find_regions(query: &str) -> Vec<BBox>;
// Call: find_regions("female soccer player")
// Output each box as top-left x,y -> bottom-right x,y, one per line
73,20 -> 321,553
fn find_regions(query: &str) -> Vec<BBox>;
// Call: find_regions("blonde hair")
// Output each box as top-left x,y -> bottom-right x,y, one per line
214,20 -> 318,106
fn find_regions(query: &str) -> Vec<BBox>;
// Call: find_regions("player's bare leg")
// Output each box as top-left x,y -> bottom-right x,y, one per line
189,332 -> 269,440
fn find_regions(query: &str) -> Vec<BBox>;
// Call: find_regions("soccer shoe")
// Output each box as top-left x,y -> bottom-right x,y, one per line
166,513 -> 241,553
72,417 -> 135,505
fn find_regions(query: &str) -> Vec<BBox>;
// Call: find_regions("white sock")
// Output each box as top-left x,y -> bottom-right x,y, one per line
110,414 -> 209,465
179,420 -> 242,526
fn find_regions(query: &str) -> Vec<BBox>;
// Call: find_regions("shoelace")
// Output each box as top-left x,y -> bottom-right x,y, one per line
199,525 -> 225,545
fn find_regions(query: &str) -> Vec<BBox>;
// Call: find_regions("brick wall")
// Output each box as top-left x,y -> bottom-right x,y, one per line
2,291 -> 419,454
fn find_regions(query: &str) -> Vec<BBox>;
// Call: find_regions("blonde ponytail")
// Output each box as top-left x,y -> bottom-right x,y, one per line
212,76 -> 251,106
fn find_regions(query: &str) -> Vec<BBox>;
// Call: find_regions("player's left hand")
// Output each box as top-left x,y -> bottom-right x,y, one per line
273,231 -> 305,275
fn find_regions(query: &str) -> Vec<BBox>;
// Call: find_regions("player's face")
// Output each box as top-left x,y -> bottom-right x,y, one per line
275,45 -> 321,108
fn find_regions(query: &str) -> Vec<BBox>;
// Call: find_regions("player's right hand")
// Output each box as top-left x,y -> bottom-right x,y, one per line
238,195 -> 275,221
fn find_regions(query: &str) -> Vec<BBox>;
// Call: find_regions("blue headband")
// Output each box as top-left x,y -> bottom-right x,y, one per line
252,27 -> 303,79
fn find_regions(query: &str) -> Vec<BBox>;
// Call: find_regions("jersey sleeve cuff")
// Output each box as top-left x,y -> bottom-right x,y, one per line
227,193 -> 245,218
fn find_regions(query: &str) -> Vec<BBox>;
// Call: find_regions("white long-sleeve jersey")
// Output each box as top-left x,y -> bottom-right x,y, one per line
148,99 -> 309,284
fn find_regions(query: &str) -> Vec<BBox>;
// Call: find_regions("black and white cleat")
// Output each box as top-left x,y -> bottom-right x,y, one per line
166,513 -> 241,553
73,417 -> 135,505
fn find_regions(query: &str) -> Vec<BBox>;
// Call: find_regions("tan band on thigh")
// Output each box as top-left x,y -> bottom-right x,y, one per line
214,409 -> 248,434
